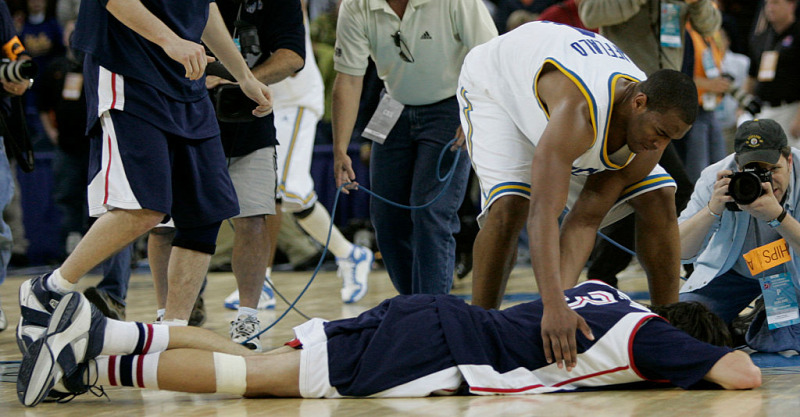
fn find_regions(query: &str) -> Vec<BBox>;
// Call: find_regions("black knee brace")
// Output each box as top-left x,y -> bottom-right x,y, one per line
172,221 -> 222,255
294,204 -> 315,220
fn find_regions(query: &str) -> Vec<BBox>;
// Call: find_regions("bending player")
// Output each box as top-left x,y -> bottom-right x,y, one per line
17,281 -> 760,407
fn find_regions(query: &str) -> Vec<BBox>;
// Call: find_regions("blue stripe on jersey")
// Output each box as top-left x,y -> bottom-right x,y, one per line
459,87 -> 475,157
484,181 -> 531,208
534,58 -> 598,144
601,72 -> 642,170
617,174 -> 675,202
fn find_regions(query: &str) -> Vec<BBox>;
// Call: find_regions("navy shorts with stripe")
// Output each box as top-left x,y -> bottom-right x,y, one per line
88,110 -> 239,228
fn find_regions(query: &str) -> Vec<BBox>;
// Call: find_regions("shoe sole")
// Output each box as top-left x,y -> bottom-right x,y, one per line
342,251 -> 374,304
17,292 -> 91,407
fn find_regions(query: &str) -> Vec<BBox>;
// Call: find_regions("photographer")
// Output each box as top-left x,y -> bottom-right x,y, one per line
0,0 -> 32,332
679,119 -> 800,352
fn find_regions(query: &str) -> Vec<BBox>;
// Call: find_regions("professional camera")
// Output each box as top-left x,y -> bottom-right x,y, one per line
236,20 -> 261,68
725,164 -> 772,210
722,73 -> 761,116
0,59 -> 37,84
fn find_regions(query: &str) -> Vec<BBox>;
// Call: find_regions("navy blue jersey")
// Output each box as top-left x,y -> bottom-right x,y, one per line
323,281 -> 731,396
74,0 -> 220,138
72,0 -> 210,101
215,0 -> 305,156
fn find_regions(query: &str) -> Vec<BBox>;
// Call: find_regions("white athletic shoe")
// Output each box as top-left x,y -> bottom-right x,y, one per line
338,245 -> 373,304
230,315 -> 262,352
17,292 -> 106,407
223,277 -> 276,310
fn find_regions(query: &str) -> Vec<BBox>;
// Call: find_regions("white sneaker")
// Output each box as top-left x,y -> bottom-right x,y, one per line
338,245 -> 373,304
223,277 -> 276,310
230,315 -> 262,351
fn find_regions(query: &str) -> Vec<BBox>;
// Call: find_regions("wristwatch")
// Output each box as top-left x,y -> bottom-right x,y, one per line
767,208 -> 788,228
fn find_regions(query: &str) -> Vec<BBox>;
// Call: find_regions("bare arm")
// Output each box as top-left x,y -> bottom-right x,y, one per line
529,68 -> 597,371
331,72 -> 363,193
559,153 -> 660,286
251,48 -> 304,86
106,0 -> 208,80
679,169 -> 732,259
201,3 -> 271,117
703,350 -> 762,390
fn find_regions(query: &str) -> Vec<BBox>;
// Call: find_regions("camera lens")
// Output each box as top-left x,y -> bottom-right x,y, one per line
728,172 -> 763,204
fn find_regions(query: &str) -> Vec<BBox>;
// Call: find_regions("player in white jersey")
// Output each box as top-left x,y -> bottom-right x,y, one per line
456,22 -> 698,370
267,14 -> 373,304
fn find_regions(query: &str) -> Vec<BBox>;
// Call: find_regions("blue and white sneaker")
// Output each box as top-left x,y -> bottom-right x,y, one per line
17,273 -> 63,355
223,276 -> 276,310
17,292 -> 107,407
338,245 -> 373,304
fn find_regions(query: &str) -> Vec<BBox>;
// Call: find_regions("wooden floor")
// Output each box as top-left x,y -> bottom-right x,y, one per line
1,263 -> 798,416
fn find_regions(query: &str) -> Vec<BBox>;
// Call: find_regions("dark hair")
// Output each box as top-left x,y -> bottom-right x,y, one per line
648,302 -> 733,347
637,69 -> 698,125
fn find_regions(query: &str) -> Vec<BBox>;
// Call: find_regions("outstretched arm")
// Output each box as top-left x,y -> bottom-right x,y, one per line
331,72 -> 364,193
704,350 -> 762,390
529,67 -> 597,371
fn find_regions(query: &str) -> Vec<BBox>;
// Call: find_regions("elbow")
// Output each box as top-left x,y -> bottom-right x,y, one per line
732,366 -> 762,390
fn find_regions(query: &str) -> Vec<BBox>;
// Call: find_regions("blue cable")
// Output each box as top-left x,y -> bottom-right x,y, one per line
244,139 -> 463,344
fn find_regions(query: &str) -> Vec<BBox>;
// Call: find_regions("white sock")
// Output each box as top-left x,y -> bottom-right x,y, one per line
102,319 -> 170,355
265,267 -> 272,278
96,353 -> 161,389
296,202 -> 354,258
46,269 -> 77,294
160,319 -> 188,327
237,307 -> 258,319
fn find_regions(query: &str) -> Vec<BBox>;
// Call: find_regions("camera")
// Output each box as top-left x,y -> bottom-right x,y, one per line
725,165 -> 772,210
0,59 -> 37,84
722,73 -> 761,116
236,20 -> 261,68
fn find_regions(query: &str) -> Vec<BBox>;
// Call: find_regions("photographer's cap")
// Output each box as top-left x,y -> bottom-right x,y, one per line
735,119 -> 788,166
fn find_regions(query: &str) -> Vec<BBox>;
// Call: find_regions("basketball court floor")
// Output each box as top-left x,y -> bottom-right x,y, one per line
1,263 -> 798,416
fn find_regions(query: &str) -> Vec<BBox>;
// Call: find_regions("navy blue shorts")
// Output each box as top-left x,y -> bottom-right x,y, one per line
87,110 -> 239,228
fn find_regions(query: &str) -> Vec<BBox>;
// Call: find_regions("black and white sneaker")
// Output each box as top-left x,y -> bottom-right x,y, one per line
17,292 -> 107,407
230,315 -> 262,352
17,273 -> 64,355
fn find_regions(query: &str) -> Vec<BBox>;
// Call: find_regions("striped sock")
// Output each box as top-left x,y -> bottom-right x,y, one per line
96,353 -> 161,389
102,320 -> 170,355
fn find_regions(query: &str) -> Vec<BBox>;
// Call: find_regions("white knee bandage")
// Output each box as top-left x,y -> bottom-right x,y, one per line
213,352 -> 248,396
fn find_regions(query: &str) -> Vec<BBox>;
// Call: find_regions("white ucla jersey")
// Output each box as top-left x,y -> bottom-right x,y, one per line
270,19 -> 325,115
460,21 -> 646,176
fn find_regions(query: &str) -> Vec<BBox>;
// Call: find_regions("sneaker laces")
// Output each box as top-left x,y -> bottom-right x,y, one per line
54,360 -> 108,404
231,316 -> 259,338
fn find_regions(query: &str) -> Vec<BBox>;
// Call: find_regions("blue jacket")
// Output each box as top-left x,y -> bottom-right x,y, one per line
679,148 -> 800,293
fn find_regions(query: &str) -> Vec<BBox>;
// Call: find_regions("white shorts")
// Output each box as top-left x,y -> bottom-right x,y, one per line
457,84 -> 675,228
294,319 -> 463,398
274,106 -> 320,212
